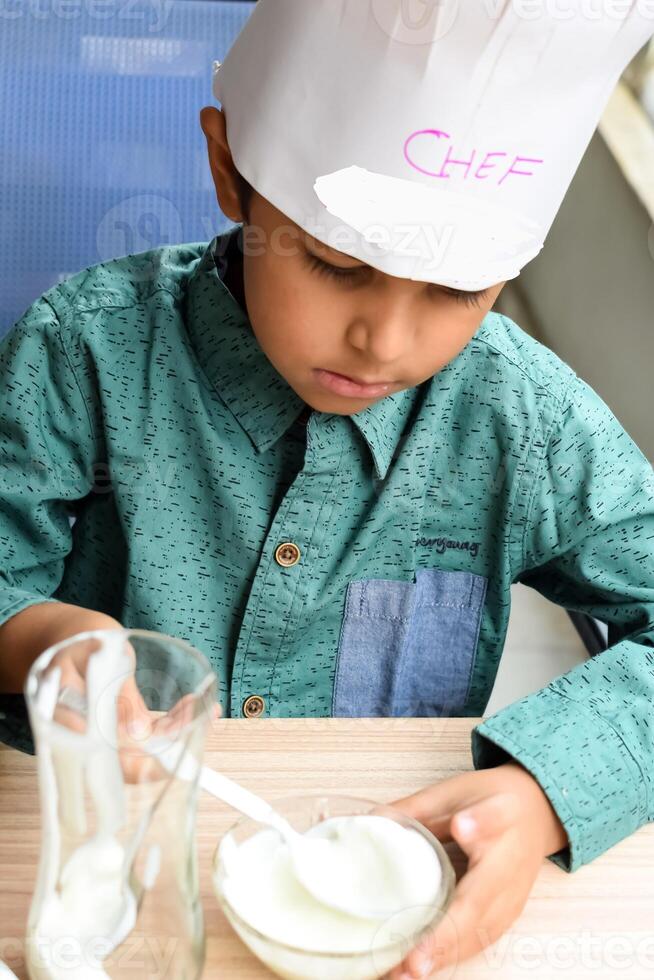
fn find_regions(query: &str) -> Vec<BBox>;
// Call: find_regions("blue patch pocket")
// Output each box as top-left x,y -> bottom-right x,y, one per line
332,568 -> 487,718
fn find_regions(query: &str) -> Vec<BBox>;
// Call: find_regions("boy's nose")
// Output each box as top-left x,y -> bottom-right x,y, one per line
346,307 -> 410,367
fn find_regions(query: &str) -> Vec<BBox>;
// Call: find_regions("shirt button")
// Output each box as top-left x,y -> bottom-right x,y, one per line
242,695 -> 266,718
275,542 -> 301,567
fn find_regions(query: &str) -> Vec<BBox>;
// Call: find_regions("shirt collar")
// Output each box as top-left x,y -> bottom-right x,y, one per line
352,386 -> 419,481
183,225 -> 421,479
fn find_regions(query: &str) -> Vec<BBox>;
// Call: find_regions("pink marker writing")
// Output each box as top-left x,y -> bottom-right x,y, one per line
404,129 -> 544,185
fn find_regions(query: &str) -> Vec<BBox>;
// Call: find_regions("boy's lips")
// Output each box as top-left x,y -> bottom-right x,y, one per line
313,368 -> 395,398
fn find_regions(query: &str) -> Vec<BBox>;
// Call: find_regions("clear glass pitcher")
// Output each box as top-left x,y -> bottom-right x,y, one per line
23,629 -> 217,980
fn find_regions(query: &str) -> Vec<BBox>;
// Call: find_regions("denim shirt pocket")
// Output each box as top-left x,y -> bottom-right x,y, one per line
332,568 -> 487,718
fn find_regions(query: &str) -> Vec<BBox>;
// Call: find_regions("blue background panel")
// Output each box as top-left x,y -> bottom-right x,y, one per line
0,0 -> 255,336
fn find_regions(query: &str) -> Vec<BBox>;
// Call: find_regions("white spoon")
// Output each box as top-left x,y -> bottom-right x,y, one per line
52,678 -> 405,922
144,733 -> 394,920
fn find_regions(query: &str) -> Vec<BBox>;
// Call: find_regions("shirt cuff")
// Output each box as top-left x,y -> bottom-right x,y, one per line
470,686 -> 647,872
0,591 -> 61,632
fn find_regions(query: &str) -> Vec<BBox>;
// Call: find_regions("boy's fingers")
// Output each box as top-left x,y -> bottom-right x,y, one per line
152,694 -> 222,735
415,812 -> 455,844
117,673 -> 154,739
153,692 -> 197,735
389,777 -> 469,830
391,782 -> 459,821
52,660 -> 88,732
450,792 -> 521,850
52,702 -> 87,733
389,779 -> 473,842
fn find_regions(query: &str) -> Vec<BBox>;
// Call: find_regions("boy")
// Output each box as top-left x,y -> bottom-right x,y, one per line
2,2 -> 654,976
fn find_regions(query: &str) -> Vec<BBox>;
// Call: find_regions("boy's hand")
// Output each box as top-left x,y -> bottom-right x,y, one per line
388,761 -> 569,979
52,626 -> 150,735
37,616 -> 221,781
54,633 -> 221,783
0,601 -> 220,780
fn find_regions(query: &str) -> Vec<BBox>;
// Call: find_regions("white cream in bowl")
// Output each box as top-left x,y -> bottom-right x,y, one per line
214,810 -> 451,980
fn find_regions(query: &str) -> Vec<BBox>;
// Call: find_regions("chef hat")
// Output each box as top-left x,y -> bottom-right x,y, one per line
213,1 -> 654,290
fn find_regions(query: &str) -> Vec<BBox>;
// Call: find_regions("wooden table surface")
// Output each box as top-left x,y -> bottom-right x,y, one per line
2,717 -> 654,979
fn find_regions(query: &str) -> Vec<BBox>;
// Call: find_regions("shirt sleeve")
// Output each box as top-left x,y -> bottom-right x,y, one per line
0,294 -> 100,633
470,374 -> 654,872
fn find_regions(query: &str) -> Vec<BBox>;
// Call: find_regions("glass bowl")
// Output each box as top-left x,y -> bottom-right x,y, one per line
212,794 -> 456,980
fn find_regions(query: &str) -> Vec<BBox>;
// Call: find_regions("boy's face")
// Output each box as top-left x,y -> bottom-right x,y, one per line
200,108 -> 506,416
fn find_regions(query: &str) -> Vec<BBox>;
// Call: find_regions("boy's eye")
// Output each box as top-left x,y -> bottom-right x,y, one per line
437,286 -> 489,309
304,252 -> 366,282
304,251 -> 488,308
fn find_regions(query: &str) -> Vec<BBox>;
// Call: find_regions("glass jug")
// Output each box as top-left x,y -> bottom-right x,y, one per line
23,629 -> 217,980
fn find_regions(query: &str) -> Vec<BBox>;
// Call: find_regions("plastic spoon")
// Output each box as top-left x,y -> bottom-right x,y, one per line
53,677 -> 403,922
144,733 -> 396,920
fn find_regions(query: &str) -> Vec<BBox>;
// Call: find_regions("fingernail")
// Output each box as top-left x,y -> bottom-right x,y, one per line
127,717 -> 150,739
456,811 -> 476,837
414,955 -> 433,977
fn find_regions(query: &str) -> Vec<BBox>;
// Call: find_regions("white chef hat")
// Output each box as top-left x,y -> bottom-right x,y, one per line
212,1 -> 654,290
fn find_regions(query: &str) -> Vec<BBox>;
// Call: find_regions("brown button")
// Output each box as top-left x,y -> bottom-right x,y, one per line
242,695 -> 265,718
275,542 -> 301,567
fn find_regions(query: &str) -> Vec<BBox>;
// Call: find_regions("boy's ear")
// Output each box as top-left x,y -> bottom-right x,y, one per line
199,107 -> 245,224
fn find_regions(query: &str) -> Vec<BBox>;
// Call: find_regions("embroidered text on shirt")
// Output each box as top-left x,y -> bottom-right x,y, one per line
417,536 -> 480,559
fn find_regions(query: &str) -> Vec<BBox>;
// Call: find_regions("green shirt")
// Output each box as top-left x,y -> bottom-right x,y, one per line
1,226 -> 653,873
